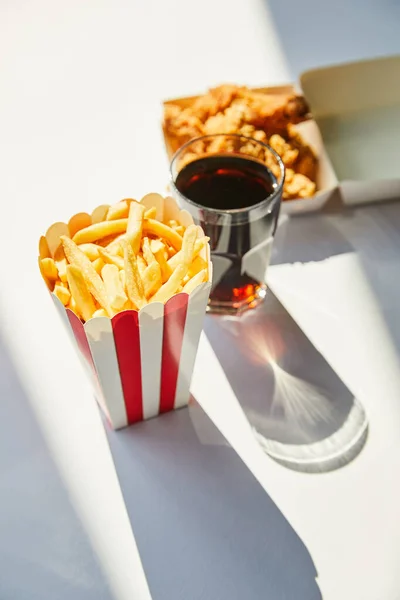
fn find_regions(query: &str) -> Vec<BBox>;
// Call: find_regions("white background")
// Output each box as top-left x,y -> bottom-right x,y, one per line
1,1 -> 400,599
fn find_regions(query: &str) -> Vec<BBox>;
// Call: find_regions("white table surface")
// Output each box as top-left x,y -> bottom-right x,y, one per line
1,1 -> 399,599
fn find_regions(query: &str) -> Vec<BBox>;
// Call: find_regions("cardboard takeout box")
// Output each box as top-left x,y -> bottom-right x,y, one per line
163,85 -> 338,216
163,58 -> 400,214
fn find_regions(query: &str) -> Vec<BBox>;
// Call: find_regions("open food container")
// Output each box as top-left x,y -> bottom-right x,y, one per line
162,85 -> 338,216
39,195 -> 212,430
162,56 -> 400,215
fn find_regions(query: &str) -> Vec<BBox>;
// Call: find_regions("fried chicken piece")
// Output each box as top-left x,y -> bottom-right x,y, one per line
189,85 -> 243,122
284,169 -> 316,200
269,134 -> 299,168
286,125 -> 318,182
164,104 -> 204,147
235,88 -> 310,133
164,85 -> 310,144
206,135 -> 237,154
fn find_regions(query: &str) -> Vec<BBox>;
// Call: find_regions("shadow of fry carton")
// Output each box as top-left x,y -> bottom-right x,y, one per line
40,194 -> 211,429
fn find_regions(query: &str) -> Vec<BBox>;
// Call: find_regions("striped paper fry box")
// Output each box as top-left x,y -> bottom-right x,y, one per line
52,282 -> 210,429
42,193 -> 212,429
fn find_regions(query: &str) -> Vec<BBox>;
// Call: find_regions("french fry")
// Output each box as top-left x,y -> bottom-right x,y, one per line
101,264 -> 128,310
67,296 -> 79,316
119,269 -> 126,291
149,238 -> 165,254
106,199 -> 132,221
98,248 -> 124,270
123,242 -> 146,310
150,264 -> 185,304
72,219 -> 128,244
61,236 -> 111,314
126,202 -> 145,254
142,237 -> 156,266
168,236 -> 208,270
106,234 -> 124,257
181,225 -> 197,270
40,257 -> 58,280
92,257 -> 105,274
143,219 -> 183,251
68,213 -> 92,238
182,269 -> 207,294
188,255 -> 208,278
38,257 -> 52,290
175,225 -> 184,236
142,262 -> 162,298
144,206 -> 157,219
54,283 -> 71,306
137,255 -> 147,278
55,257 -> 68,282
166,245 -> 176,258
91,205 -> 110,224
66,265 -> 97,322
39,236 -> 51,260
153,246 -> 172,283
97,234 -> 120,247
78,243 -> 101,261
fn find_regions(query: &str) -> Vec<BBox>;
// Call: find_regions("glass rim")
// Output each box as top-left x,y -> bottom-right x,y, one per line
169,133 -> 285,216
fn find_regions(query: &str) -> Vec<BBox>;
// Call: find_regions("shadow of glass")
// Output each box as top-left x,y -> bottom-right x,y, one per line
204,292 -> 368,473
0,334 -> 112,600
105,401 -> 322,600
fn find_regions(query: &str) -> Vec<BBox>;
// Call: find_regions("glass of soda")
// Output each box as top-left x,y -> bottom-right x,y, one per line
170,134 -> 285,314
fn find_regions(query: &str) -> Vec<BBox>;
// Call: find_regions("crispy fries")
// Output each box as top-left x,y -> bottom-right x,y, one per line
54,283 -> 71,306
40,257 -> 58,280
98,247 -> 124,270
142,262 -> 162,298
182,269 -> 207,294
167,236 -> 208,270
143,219 -> 183,251
72,219 -> 128,245
142,237 -> 156,266
150,264 -> 185,303
181,225 -> 197,270
137,255 -> 147,278
124,242 -> 146,310
39,196 -> 210,322
101,264 -> 128,310
127,202 -> 145,254
144,206 -> 157,219
61,236 -> 111,314
78,243 -> 101,261
66,265 -> 97,322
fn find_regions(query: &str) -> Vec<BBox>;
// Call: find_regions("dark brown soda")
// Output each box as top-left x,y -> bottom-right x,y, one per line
175,154 -> 280,309
175,154 -> 277,210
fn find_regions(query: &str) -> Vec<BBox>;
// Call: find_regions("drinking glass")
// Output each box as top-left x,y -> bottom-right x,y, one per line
170,133 -> 285,313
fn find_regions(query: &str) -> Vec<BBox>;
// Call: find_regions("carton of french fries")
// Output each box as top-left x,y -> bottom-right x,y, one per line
38,194 -> 212,429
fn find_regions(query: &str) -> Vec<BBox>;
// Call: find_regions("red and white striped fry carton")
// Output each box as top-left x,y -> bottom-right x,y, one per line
41,194 -> 212,429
